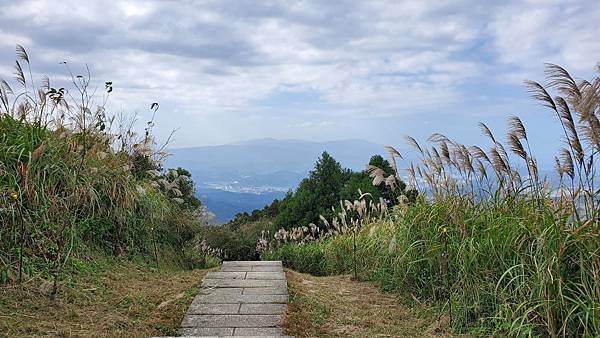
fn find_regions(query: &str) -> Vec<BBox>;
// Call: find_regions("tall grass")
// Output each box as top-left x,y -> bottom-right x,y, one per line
265,63 -> 600,336
0,46 -> 215,297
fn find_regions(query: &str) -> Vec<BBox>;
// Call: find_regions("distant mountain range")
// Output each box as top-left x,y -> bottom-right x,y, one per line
164,138 -> 386,223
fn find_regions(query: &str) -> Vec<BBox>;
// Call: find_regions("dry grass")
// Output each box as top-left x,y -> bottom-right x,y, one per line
284,269 -> 454,337
0,260 -> 209,337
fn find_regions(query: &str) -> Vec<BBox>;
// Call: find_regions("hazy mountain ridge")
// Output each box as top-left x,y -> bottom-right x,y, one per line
165,138 -> 387,222
167,138 -> 386,174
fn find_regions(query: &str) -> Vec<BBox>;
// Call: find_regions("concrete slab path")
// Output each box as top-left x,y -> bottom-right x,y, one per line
179,261 -> 293,338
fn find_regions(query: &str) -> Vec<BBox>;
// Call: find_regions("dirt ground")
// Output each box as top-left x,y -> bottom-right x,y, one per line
0,261 -> 208,337
284,269 -> 453,337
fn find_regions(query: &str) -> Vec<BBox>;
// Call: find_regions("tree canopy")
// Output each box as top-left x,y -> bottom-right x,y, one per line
274,152 -> 348,229
273,152 -> 413,230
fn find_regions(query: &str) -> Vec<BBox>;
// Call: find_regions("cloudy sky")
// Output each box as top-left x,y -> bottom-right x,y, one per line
0,0 -> 598,164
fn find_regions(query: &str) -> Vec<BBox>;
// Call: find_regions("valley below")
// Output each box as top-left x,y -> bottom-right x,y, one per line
166,138 -> 388,222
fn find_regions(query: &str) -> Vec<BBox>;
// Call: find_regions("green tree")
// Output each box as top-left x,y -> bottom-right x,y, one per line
340,154 -> 403,205
368,154 -> 405,204
273,153 -> 416,231
274,152 -> 348,230
340,171 -> 377,201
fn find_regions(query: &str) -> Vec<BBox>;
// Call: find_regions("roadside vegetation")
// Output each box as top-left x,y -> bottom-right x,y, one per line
202,152 -> 416,261
263,63 -> 600,336
0,44 -> 220,327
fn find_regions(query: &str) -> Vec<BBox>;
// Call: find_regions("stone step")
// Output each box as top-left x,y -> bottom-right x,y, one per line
176,261 -> 292,338
174,334 -> 293,338
181,326 -> 287,336
202,279 -> 287,288
242,286 -> 287,295
222,261 -> 282,267
204,272 -> 247,279
204,271 -> 286,281
195,286 -> 288,296
181,314 -> 284,328
221,265 -> 282,272
189,294 -> 288,304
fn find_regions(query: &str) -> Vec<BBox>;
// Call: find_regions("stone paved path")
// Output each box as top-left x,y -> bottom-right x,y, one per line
179,261 -> 292,337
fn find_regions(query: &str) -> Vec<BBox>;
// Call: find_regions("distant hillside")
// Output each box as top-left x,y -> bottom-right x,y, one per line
165,138 -> 385,177
164,138 -> 387,222
197,189 -> 286,224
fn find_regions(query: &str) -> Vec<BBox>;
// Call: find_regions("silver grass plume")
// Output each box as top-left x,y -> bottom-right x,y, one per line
559,148 -> 575,180
525,80 -> 558,112
478,122 -> 496,144
16,45 -> 29,64
544,63 -> 581,101
508,115 -> 528,141
405,136 -> 423,155
555,96 -> 584,164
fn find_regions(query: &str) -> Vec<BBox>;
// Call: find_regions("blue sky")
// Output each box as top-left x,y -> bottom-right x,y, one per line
0,0 -> 599,168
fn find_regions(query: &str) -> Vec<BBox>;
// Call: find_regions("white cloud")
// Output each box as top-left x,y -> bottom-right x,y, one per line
489,0 -> 600,81
0,0 -> 597,147
0,30 -> 33,47
299,121 -> 333,128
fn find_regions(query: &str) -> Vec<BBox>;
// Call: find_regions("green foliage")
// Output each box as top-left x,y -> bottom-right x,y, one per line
202,215 -> 276,261
201,226 -> 259,261
275,151 -> 349,230
273,153 -> 412,231
267,197 -> 599,336
165,167 -> 202,211
264,242 -> 330,276
0,115 -> 207,280
227,198 -> 284,231
197,198 -> 285,261
0,48 -> 214,298
223,153 -> 412,261
340,154 -> 400,204
267,63 -> 600,337
265,62 -> 600,336
131,150 -> 161,180
262,237 -> 359,276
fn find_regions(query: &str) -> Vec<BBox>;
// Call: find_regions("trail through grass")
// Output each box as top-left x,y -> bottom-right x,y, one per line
0,259 -> 209,337
284,269 -> 453,337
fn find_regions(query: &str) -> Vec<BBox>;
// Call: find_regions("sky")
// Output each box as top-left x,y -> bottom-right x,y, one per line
0,0 -> 599,168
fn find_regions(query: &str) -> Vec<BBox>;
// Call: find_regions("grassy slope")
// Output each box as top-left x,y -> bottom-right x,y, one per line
284,269 -> 452,337
0,259 -> 209,337
1,261 -> 453,337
